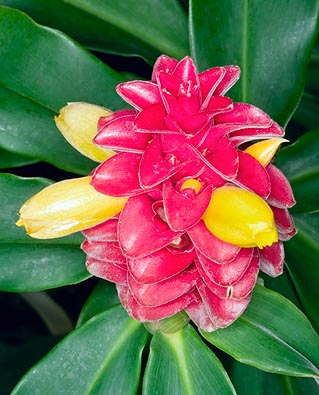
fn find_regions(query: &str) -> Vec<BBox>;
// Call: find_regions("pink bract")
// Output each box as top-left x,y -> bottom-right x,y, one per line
83,55 -> 296,332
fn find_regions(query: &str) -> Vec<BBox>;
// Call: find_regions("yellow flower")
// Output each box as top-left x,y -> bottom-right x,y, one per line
203,186 -> 278,249
16,176 -> 127,239
55,102 -> 114,162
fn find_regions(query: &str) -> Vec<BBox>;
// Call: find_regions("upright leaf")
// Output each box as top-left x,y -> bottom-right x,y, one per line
190,0 -> 319,125
143,325 -> 236,395
12,306 -> 149,395
202,285 -> 319,378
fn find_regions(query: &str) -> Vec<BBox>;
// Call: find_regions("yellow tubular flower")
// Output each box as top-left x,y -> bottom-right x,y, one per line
244,138 -> 288,167
55,102 -> 115,162
202,186 -> 278,249
16,176 -> 127,239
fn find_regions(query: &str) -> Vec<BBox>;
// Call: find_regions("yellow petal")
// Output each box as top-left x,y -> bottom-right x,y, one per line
245,138 -> 288,167
202,186 -> 278,249
17,176 -> 127,239
55,102 -> 115,162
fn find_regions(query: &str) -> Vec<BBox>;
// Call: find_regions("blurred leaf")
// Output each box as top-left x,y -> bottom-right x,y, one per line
190,0 -> 319,126
0,148 -> 38,169
0,174 -> 88,291
77,281 -> 119,327
285,212 -> 319,332
230,360 -> 319,395
0,336 -> 60,395
0,0 -> 189,63
202,285 -> 319,378
0,6 -> 125,174
291,93 -> 319,133
143,325 -> 236,395
276,129 -> 319,213
12,306 -> 149,395
64,0 -> 189,59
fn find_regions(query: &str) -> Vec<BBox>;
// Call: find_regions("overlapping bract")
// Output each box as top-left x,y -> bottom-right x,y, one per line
84,55 -> 295,331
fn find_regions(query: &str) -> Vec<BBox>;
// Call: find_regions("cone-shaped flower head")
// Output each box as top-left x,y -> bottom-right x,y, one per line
17,55 -> 296,332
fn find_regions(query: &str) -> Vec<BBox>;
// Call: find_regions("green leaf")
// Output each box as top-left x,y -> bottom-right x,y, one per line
77,281 -> 120,327
230,360 -> 319,395
0,86 -> 95,174
0,0 -> 188,64
291,93 -> 319,133
0,174 -> 88,291
275,129 -> 319,213
0,147 -> 38,169
285,212 -> 319,332
202,285 -> 319,378
12,306 -> 149,395
189,0 -> 319,126
64,0 -> 189,60
0,6 -> 125,174
143,325 -> 236,395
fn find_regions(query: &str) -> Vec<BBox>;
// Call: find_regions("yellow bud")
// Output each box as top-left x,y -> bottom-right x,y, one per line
245,138 -> 288,167
55,102 -> 115,162
17,176 -> 127,239
202,186 -> 278,248
180,178 -> 201,193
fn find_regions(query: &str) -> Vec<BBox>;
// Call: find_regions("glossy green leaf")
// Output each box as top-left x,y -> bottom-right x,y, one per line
285,212 -> 319,332
77,281 -> 119,327
0,6 -> 125,174
0,0 -> 159,63
276,129 -> 319,213
0,174 -> 88,291
12,306 -> 149,395
230,360 -> 319,395
0,86 -> 95,174
143,325 -> 236,395
202,285 -> 319,378
0,0 -> 188,63
0,147 -> 38,169
260,269 -> 301,309
190,0 -> 319,126
64,0 -> 189,60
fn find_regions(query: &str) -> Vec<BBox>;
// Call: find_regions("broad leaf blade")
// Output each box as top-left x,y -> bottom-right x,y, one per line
0,86 -> 95,174
230,360 -> 319,395
77,281 -> 120,327
276,129 -> 319,213
0,174 -> 88,291
143,325 -> 236,395
12,306 -> 149,395
64,0 -> 189,59
0,148 -> 38,169
0,0 -> 160,63
0,6 -> 125,174
202,285 -> 319,378
285,212 -> 319,332
190,0 -> 319,126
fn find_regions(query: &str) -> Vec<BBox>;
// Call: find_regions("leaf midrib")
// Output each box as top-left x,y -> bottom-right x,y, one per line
238,315 -> 319,376
87,318 -> 142,394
